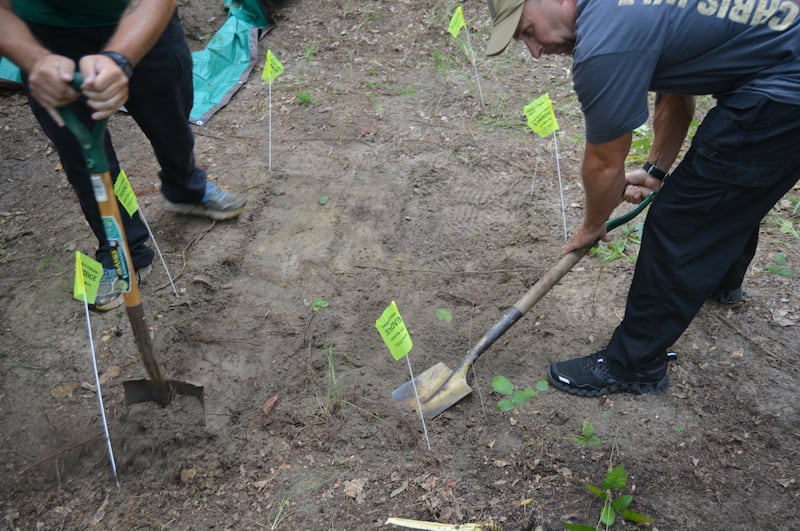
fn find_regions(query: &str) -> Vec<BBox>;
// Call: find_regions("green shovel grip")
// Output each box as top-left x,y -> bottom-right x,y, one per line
605,192 -> 654,233
56,73 -> 109,173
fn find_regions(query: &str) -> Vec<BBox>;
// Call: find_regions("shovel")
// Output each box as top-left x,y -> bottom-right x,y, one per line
59,77 -> 203,408
392,195 -> 654,418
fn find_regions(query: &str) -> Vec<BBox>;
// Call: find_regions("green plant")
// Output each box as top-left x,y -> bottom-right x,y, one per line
436,308 -> 452,322
311,297 -> 329,311
270,495 -> 291,530
491,375 -> 548,412
590,222 -> 643,265
296,90 -> 313,105
626,125 -> 652,165
304,44 -> 315,62
563,464 -> 654,530
368,94 -> 383,119
311,345 -> 340,418
573,420 -> 601,446
767,252 -> 794,277
364,80 -> 378,89
432,49 -> 449,81
775,214 -> 799,240
394,86 -> 416,96
788,194 -> 800,216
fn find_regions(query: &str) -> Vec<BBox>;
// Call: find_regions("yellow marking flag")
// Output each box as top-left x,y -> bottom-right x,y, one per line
448,6 -> 466,38
262,49 -> 284,84
73,251 -> 102,304
375,301 -> 413,361
114,169 -> 139,217
524,93 -> 560,137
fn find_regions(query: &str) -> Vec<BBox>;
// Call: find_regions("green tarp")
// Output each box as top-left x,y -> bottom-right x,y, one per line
0,0 -> 273,126
190,0 -> 274,125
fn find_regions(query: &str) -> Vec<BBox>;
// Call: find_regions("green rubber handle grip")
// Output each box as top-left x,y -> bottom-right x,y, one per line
57,73 -> 109,172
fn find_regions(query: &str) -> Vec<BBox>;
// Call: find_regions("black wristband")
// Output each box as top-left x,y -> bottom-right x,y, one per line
99,51 -> 133,78
643,161 -> 668,181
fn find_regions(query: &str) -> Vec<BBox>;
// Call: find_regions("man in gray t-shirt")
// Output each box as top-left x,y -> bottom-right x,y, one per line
486,0 -> 799,397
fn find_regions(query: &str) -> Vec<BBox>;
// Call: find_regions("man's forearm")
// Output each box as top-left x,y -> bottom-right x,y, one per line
648,93 -> 696,171
102,0 -> 177,65
0,1 -> 51,73
582,133 -> 633,230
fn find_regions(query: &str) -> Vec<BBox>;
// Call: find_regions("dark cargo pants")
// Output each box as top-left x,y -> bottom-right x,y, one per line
607,93 -> 800,368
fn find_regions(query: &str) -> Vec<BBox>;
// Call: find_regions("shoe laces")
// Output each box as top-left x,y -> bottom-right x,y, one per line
587,349 -> 608,365
203,181 -> 227,203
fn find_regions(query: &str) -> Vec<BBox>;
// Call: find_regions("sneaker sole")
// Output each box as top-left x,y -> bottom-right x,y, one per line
547,366 -> 670,397
164,202 -> 245,221
90,264 -> 152,312
91,295 -> 124,312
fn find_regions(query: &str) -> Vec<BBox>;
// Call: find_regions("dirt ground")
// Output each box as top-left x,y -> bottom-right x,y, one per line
1,1 -> 799,529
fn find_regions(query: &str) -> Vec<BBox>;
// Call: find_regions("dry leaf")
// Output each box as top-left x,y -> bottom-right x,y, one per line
180,468 -> 198,483
343,478 -> 367,503
90,495 -> 108,527
50,383 -> 79,399
390,481 -> 408,498
99,365 -> 121,385
262,394 -> 278,416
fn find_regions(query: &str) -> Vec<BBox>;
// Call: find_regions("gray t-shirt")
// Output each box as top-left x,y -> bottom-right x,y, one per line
572,0 -> 799,143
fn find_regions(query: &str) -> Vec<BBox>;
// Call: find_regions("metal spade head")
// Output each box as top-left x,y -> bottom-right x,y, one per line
391,360 -> 474,419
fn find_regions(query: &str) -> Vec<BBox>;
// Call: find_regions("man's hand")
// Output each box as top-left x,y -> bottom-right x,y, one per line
623,167 -> 663,204
562,220 -> 610,255
78,54 -> 130,121
26,54 -> 80,126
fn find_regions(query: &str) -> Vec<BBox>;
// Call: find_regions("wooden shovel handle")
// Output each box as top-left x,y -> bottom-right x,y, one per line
58,89 -> 167,393
513,248 -> 587,315
462,194 -> 655,368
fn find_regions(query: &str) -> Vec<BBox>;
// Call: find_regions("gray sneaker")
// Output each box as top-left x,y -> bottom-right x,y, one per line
92,264 -> 152,311
163,181 -> 246,220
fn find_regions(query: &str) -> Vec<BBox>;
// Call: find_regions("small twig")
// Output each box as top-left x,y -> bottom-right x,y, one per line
197,337 -> 263,347
18,430 -> 105,475
705,311 -> 793,368
154,221 -> 216,292
352,263 -> 544,275
0,355 -> 46,371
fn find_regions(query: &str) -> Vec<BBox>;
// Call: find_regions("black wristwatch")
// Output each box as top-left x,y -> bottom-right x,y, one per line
100,51 -> 133,78
642,161 -> 669,181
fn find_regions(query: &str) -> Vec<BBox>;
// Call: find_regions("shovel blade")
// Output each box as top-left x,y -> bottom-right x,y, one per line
391,362 -> 473,419
123,378 -> 204,408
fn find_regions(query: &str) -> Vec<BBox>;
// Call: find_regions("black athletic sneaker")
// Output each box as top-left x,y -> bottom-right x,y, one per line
548,350 -> 670,397
710,286 -> 744,304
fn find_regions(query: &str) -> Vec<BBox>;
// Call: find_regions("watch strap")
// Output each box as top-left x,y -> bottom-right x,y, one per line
99,51 -> 133,78
642,161 -> 668,181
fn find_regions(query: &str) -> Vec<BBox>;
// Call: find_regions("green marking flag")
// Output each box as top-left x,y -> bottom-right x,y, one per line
375,301 -> 413,360
73,251 -> 102,304
114,169 -> 139,217
262,49 -> 284,84
448,6 -> 466,38
524,93 -> 560,137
